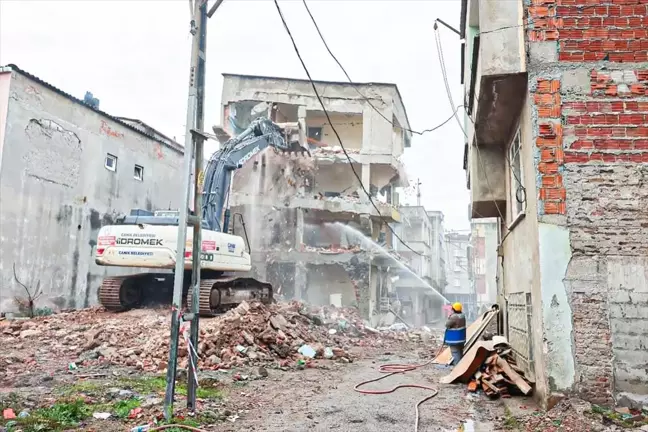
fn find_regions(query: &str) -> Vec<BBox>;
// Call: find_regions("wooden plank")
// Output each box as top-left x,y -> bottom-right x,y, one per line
495,357 -> 532,395
482,378 -> 501,394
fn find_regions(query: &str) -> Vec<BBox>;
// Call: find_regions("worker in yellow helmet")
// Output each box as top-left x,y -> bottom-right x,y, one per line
444,302 -> 467,366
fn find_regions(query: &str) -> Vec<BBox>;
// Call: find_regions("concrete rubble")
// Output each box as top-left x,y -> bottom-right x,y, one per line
0,301 -> 428,380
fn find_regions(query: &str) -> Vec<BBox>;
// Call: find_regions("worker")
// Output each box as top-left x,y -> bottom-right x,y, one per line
444,302 -> 467,366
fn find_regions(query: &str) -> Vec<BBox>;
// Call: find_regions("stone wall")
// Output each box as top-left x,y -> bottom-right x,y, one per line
527,0 -> 648,404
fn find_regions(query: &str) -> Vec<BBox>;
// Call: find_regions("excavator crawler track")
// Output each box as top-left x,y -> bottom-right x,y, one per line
99,274 -> 148,312
187,276 -> 273,317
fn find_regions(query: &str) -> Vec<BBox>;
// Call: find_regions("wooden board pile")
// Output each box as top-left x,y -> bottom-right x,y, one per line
467,349 -> 533,398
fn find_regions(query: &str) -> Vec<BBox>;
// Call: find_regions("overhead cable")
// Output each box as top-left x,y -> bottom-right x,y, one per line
274,0 -> 424,257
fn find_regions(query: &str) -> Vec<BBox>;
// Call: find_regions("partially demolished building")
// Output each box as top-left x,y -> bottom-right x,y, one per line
218,74 -> 411,323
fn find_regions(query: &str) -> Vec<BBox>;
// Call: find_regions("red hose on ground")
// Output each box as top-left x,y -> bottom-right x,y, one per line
353,345 -> 446,432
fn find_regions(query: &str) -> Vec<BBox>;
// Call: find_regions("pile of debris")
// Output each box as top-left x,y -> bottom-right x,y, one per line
466,341 -> 532,398
1,300 -> 418,379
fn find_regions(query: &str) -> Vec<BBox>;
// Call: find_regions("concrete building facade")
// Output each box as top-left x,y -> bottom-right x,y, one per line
219,74 -> 411,325
0,65 -> 184,312
461,0 -> 648,408
444,232 -> 476,321
392,206 -> 448,326
471,218 -> 498,312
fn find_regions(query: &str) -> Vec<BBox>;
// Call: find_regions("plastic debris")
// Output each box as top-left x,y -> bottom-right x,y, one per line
130,425 -> 151,432
328,329 -> 337,335
298,344 -> 316,358
128,407 -> 144,419
3,408 -> 16,420
93,412 -> 111,420
18,411 -> 29,418
324,347 -> 334,359
68,362 -> 78,370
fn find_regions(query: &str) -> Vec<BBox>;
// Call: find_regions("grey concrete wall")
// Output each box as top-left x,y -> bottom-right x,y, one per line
500,97 -> 548,404
0,71 -> 183,311
478,0 -> 525,76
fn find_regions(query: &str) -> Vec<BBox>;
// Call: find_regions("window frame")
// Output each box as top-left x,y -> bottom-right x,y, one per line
134,164 -> 144,181
105,154 -> 117,172
508,128 -> 526,223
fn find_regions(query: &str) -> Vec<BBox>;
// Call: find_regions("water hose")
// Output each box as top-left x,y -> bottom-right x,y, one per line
148,425 -> 209,432
354,344 -> 446,432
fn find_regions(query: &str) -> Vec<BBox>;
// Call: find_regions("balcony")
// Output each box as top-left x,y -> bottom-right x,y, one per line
462,0 -> 528,218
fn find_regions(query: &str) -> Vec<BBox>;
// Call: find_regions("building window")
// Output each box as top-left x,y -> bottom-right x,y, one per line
307,127 -> 322,142
508,129 -> 525,220
134,164 -> 144,181
454,278 -> 461,287
105,154 -> 117,172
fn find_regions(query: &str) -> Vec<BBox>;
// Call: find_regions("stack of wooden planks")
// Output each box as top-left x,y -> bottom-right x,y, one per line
466,349 -> 533,398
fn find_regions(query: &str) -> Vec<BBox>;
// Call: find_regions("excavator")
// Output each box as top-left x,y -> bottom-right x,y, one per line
94,117 -> 309,316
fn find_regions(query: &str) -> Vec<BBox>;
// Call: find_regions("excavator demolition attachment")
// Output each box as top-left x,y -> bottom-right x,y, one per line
95,118 -> 309,316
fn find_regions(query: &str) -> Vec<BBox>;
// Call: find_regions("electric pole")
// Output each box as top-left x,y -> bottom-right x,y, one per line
164,0 -> 223,420
415,178 -> 422,207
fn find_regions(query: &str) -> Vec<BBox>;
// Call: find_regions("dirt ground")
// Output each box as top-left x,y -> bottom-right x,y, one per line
221,349 -> 508,432
1,309 -> 644,432
0,341 -> 514,432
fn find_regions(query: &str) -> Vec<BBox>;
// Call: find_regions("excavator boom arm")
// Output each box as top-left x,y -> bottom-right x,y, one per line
201,117 -> 308,232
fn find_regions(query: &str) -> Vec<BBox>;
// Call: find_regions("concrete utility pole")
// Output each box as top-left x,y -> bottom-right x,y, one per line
164,0 -> 223,420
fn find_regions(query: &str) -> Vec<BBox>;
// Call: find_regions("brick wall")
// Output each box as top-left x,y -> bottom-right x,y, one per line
527,0 -> 648,404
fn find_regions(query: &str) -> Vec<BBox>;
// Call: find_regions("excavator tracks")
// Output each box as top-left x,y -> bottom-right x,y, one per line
98,274 -> 147,311
186,277 -> 273,317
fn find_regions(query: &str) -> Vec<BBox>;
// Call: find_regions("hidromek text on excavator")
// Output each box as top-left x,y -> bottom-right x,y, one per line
93,117 -> 310,316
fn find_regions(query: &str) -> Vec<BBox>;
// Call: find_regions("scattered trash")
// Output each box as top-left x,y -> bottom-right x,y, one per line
17,411 -> 29,419
298,344 -> 316,359
328,329 -> 337,335
130,425 -> 151,432
3,408 -> 16,420
324,347 -> 334,359
68,362 -> 78,370
93,412 -> 112,420
128,407 -> 144,419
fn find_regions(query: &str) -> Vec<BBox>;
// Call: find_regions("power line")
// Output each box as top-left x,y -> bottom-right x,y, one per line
302,0 -> 463,137
273,0 -> 424,257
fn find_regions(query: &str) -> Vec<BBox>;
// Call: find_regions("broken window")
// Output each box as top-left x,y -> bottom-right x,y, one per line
508,128 -> 525,221
134,164 -> 144,181
105,154 -> 117,172
307,127 -> 322,149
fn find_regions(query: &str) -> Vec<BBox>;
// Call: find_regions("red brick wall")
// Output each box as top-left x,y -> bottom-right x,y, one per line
527,0 -> 648,404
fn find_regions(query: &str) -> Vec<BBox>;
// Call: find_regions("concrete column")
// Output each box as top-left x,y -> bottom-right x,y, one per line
294,262 -> 307,301
297,106 -> 307,148
295,208 -> 304,249
361,163 -> 371,202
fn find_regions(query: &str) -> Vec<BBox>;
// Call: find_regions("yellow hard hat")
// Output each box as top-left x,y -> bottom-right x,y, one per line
452,302 -> 462,312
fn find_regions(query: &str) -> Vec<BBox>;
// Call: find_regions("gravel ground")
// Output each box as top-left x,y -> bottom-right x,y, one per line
223,349 -> 507,432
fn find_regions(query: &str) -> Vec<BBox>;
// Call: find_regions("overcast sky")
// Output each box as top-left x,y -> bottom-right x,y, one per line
0,0 -> 469,230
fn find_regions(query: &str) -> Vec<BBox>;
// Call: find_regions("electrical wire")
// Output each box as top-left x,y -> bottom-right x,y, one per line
274,0 -> 424,257
433,25 -> 465,135
302,0 -> 462,137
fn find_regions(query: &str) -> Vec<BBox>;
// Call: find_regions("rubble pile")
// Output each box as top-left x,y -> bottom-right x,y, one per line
1,301 -> 414,377
466,346 -> 533,398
